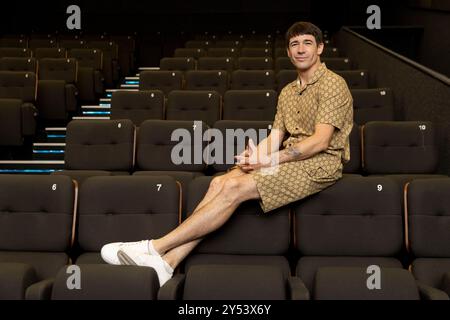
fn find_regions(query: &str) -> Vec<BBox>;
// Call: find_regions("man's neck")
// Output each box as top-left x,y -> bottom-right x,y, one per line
297,59 -> 321,88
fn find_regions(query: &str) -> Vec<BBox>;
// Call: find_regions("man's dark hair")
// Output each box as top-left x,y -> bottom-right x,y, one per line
285,22 -> 323,48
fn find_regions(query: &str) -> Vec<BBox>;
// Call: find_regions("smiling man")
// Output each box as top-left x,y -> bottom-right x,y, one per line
100,22 -> 353,287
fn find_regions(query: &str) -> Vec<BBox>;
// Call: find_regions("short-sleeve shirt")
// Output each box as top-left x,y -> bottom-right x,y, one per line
272,62 -> 353,175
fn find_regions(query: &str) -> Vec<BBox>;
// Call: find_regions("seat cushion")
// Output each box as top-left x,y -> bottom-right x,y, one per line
296,256 -> 403,292
0,263 -> 37,300
412,258 -> 450,289
314,267 -> 420,300
183,264 -> 287,300
184,254 -> 291,279
0,251 -> 69,280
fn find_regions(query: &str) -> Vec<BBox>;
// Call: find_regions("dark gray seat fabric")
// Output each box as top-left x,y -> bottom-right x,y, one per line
69,49 -> 104,102
294,176 -> 405,296
336,70 -> 369,89
0,263 -> 37,300
231,70 -> 275,90
276,69 -> 297,92
160,57 -> 195,72
111,90 -> 164,125
37,58 -> 78,120
50,264 -> 159,300
207,47 -> 240,58
314,267 -> 420,300
185,70 -> 228,95
173,48 -> 206,59
408,178 -> 450,298
139,71 -> 183,96
166,90 -> 220,127
322,57 -> 352,70
343,124 -> 362,174
223,90 -> 277,121
59,40 -> 88,50
0,71 -> 38,145
211,120 -> 272,172
133,171 -> 204,218
111,35 -> 136,77
240,47 -> 272,57
197,57 -> 235,73
183,176 -> 291,276
34,48 -> 66,60
363,121 -> 439,174
182,265 -> 288,300
53,120 -> 135,184
243,40 -> 272,48
0,48 -> 31,58
0,57 -> 36,72
0,175 -> 75,299
296,256 -> 403,293
75,176 -> 180,264
0,38 -> 27,48
238,57 -> 273,70
136,120 -> 209,172
322,47 -> 340,58
88,41 -> 119,87
351,88 -> 394,125
185,40 -> 213,49
275,57 -> 295,72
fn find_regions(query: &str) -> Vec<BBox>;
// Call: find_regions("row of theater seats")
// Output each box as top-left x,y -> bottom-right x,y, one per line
172,46 -> 339,59
0,174 -> 448,300
0,35 -> 136,81
0,47 -> 114,103
51,119 -> 446,215
137,68 -> 369,96
109,88 -> 393,126
160,56 -> 351,73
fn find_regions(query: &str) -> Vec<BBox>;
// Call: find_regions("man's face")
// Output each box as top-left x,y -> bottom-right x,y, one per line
287,34 -> 324,71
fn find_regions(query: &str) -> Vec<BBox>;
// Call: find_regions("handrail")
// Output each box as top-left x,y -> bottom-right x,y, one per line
341,26 -> 450,86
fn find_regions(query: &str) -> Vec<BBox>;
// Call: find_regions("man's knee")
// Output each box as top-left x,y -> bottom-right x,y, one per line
209,176 -> 225,191
222,178 -> 241,202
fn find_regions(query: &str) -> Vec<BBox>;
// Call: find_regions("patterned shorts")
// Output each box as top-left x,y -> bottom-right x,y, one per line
250,161 -> 341,213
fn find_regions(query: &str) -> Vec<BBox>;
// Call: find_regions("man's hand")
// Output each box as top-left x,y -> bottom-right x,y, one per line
235,139 -> 274,172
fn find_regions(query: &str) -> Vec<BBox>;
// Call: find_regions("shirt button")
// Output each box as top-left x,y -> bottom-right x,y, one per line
297,111 -> 300,114
295,127 -> 299,131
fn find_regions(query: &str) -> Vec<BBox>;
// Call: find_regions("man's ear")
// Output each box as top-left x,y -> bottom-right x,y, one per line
317,42 -> 324,56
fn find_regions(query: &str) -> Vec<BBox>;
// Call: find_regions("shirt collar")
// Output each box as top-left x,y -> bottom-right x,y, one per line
291,62 -> 327,89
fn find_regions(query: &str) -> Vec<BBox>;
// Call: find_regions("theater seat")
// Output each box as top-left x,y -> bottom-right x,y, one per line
294,176 -> 407,298
28,264 -> 159,300
73,176 -> 180,266
363,121 -> 447,196
53,120 -> 135,185
0,71 -> 38,146
37,58 -> 79,121
110,90 -> 164,125
407,178 -> 450,299
0,175 -> 75,300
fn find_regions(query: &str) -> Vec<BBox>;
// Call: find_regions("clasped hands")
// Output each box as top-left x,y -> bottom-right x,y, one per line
234,139 -> 276,172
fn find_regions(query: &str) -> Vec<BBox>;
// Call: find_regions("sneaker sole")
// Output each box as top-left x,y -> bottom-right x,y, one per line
117,250 -> 137,266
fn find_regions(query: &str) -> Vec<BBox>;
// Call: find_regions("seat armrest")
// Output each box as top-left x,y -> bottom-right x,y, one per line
158,274 -> 185,300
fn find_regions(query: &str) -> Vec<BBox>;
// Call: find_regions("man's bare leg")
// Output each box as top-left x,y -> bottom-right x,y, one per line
158,169 -> 247,267
153,174 -> 260,269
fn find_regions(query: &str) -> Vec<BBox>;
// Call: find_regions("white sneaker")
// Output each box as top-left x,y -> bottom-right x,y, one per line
117,250 -> 174,287
101,240 -> 159,265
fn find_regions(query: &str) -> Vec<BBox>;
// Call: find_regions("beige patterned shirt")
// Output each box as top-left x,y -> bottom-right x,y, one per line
273,62 -> 353,177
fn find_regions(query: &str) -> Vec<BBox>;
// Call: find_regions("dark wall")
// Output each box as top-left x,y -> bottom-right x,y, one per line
338,28 -> 450,175
393,2 -> 450,77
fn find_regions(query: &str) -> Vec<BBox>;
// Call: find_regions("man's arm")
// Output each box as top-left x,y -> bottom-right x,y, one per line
237,123 -> 335,171
276,123 -> 334,164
